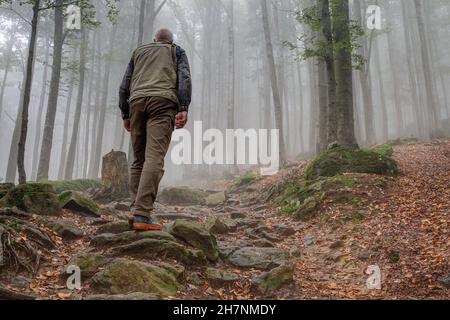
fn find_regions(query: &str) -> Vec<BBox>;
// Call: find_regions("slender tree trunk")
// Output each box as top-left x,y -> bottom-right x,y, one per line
37,0 -> 65,181
375,40 -> 388,142
261,0 -> 286,164
413,0 -> 440,132
0,25 -> 17,119
31,36 -> 50,181
57,50 -> 77,180
333,0 -> 358,147
64,28 -> 88,180
17,1 -> 40,184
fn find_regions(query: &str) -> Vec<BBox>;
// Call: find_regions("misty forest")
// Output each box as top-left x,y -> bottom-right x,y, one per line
0,0 -> 448,300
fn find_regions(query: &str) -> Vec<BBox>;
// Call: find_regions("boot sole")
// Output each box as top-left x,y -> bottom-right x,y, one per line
132,222 -> 163,231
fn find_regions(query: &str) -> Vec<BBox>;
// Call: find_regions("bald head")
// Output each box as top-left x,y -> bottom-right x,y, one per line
155,28 -> 174,44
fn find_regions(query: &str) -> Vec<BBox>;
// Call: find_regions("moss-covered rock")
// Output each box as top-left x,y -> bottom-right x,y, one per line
304,146 -> 398,181
227,247 -> 290,270
167,220 -> 219,261
205,217 -> 229,234
372,144 -> 394,157
251,263 -> 294,294
206,268 -> 239,288
47,179 -> 103,194
158,187 -> 208,206
85,292 -> 161,300
204,191 -> 226,207
95,221 -> 130,235
0,183 -> 62,216
92,258 -> 181,296
91,230 -> 176,247
0,183 -> 15,200
44,219 -> 84,240
67,253 -> 110,278
59,191 -> 99,217
109,239 -> 207,265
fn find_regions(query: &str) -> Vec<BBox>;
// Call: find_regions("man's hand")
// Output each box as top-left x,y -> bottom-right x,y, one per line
175,111 -> 188,129
123,119 -> 131,132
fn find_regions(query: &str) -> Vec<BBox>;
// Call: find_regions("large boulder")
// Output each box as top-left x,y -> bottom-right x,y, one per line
48,179 -> 103,194
251,263 -> 294,294
167,220 -> 219,261
304,145 -> 398,181
158,187 -> 208,206
67,253 -> 110,278
109,239 -> 206,265
91,230 -> 175,247
228,247 -> 290,270
0,183 -> 62,216
59,191 -> 99,217
92,258 -> 181,296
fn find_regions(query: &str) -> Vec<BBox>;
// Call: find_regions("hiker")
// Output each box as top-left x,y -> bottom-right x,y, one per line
119,28 -> 192,231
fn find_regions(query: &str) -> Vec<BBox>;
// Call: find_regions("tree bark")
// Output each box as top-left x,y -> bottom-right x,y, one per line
37,0 -> 65,181
17,0 -> 40,184
64,28 -> 88,180
261,0 -> 286,164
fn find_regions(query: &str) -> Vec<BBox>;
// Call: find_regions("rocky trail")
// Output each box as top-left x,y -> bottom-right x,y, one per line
0,140 -> 449,300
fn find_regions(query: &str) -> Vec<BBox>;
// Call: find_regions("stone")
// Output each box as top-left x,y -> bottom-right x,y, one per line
329,240 -> 345,249
59,191 -> 99,217
45,219 -> 84,240
251,263 -> 294,294
230,211 -> 246,219
67,253 -> 110,277
91,230 -> 175,247
252,239 -> 274,248
92,258 -> 181,296
204,192 -> 226,207
167,220 -> 219,261
218,245 -> 239,260
205,268 -> 239,288
289,246 -> 302,258
303,235 -> 315,246
154,213 -> 199,221
228,247 -> 290,270
96,221 -> 130,235
222,219 -> 238,231
158,187 -> 208,206
273,224 -> 296,236
438,275 -> 450,289
109,239 -> 207,265
10,275 -> 31,290
205,217 -> 229,235
113,202 -> 131,211
0,183 -> 62,216
85,293 -> 161,300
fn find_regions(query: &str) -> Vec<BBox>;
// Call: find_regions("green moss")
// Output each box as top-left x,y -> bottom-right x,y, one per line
47,179 -> 103,194
231,171 -> 258,190
388,250 -> 400,263
1,183 -> 62,216
0,183 -> 15,200
59,191 -> 99,216
304,146 -> 398,181
158,187 -> 208,205
372,144 -> 394,157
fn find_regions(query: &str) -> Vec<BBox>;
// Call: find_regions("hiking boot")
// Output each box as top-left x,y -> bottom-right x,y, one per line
131,215 -> 163,231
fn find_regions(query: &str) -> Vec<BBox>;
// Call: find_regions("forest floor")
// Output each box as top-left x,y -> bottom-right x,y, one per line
0,140 -> 449,300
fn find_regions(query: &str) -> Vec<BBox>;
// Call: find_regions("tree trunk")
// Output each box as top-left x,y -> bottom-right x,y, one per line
57,49 -> 77,180
261,0 -> 286,164
332,0 -> 358,147
0,24 -> 18,119
64,28 -> 88,180
17,1 -> 40,185
31,34 -> 50,181
37,0 -> 65,181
